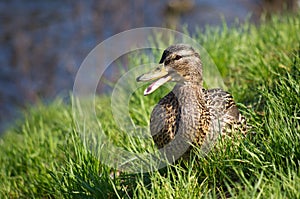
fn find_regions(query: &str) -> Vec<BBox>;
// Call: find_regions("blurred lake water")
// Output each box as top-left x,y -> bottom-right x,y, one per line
0,0 -> 298,133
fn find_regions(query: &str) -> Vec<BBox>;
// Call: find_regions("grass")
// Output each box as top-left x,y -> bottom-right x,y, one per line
1,13 -> 300,198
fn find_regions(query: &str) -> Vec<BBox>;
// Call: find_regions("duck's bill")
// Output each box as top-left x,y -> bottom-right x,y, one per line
136,64 -> 171,96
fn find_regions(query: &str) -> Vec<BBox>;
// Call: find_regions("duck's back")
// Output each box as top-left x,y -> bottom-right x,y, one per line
203,88 -> 247,136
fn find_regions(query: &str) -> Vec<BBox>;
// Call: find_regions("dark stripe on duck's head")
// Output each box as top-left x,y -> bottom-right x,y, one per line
159,44 -> 196,64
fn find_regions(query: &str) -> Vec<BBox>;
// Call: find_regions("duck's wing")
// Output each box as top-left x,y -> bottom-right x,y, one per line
203,88 -> 247,135
150,92 -> 179,148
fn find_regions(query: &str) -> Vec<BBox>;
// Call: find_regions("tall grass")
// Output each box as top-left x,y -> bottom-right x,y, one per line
0,13 -> 299,198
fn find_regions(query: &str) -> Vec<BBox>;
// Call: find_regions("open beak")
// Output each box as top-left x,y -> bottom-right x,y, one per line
136,64 -> 172,96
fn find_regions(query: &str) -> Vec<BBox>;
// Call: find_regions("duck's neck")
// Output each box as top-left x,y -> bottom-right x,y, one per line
172,83 -> 207,130
172,83 -> 204,105
161,83 -> 207,160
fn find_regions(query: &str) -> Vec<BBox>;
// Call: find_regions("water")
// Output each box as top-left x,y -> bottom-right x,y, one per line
0,0 -> 297,133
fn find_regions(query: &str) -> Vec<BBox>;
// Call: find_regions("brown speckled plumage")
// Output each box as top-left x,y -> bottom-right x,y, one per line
137,44 -> 247,159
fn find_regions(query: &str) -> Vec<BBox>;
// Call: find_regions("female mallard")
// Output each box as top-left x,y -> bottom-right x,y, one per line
137,44 -> 246,161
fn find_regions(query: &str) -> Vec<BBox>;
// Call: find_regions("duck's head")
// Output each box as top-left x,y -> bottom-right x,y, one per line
137,44 -> 203,95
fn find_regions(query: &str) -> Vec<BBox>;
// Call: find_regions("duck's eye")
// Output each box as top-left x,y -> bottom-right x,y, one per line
174,55 -> 182,60
164,59 -> 171,65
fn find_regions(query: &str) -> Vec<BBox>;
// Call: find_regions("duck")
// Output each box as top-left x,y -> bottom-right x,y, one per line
136,44 -> 247,161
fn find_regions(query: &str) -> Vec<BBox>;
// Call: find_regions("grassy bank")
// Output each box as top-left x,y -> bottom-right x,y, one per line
1,13 -> 299,198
